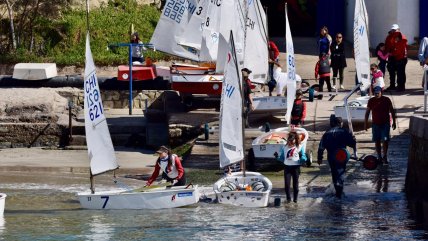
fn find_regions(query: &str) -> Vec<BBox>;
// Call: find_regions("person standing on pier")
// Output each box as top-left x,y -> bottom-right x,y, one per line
364,86 -> 397,164
242,68 -> 254,128
317,116 -> 357,198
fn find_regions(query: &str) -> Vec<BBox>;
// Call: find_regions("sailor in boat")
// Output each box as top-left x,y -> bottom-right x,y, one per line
242,68 -> 254,128
269,59 -> 302,96
290,89 -> 306,126
145,146 -> 186,187
317,116 -> 357,199
273,131 -> 304,203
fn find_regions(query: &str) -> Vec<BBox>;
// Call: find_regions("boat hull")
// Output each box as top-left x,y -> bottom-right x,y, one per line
77,185 -> 199,209
252,127 -> 309,158
334,96 -> 371,122
213,172 -> 272,207
252,96 -> 287,113
117,65 -> 156,81
171,75 -> 223,95
0,193 -> 6,215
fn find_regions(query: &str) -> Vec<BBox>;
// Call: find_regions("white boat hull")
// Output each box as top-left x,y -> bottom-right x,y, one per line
252,96 -> 287,113
252,127 -> 309,158
78,185 -> 199,209
0,193 -> 6,215
334,96 -> 371,122
213,172 -> 272,207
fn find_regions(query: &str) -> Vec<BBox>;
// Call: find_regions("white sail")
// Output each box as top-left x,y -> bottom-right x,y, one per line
284,4 -> 296,125
216,0 -> 247,73
243,0 -> 268,84
219,33 -> 244,168
150,0 -> 199,61
353,0 -> 370,92
178,0 -> 209,51
200,0 -> 223,61
84,32 -> 118,175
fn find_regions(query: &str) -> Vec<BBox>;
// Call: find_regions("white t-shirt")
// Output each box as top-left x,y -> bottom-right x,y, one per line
274,67 -> 302,96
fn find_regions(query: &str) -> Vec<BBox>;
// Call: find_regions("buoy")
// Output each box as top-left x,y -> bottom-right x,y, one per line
334,148 -> 350,164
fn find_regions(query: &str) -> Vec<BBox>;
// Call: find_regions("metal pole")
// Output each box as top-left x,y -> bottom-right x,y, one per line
129,45 -> 133,115
344,84 -> 361,135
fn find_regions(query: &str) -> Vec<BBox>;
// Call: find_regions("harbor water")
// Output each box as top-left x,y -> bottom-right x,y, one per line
0,157 -> 427,240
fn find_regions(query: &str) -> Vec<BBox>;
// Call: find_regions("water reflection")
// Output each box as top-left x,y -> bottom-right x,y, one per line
86,214 -> 114,241
374,166 -> 389,193
0,216 -> 5,236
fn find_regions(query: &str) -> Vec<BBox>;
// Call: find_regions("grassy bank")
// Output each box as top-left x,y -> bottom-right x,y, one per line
0,1 -> 164,66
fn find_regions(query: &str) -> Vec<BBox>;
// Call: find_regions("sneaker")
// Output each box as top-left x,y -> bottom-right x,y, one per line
340,85 -> 345,90
332,86 -> 336,90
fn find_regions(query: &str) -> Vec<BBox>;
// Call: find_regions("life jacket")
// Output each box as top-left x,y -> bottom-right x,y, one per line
291,99 -> 303,117
319,57 -> 330,74
157,154 -> 179,179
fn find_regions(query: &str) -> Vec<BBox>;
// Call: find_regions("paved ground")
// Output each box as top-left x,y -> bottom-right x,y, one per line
0,37 -> 427,193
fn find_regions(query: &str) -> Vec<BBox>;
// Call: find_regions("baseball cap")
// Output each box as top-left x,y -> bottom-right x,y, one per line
390,24 -> 399,30
156,145 -> 169,154
241,68 -> 252,74
374,86 -> 382,93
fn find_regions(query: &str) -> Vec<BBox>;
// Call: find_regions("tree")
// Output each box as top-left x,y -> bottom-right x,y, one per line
3,0 -> 17,50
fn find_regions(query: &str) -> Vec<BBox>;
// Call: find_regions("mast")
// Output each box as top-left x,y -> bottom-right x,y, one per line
86,0 -> 94,194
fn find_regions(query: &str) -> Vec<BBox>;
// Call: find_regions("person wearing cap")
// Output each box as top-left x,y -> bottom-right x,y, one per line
317,115 -> 357,199
290,89 -> 306,126
370,63 -> 385,96
146,146 -> 186,187
364,86 -> 397,164
242,68 -> 254,128
384,24 -> 408,92
131,32 -> 145,63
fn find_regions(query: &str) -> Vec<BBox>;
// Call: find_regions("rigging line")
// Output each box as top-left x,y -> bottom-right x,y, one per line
255,0 -> 269,42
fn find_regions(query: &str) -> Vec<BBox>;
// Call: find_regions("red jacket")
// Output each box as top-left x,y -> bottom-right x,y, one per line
147,155 -> 184,185
269,41 -> 280,60
385,32 -> 407,60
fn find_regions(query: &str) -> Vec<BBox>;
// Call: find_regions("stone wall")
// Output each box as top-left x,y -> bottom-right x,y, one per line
406,115 -> 428,227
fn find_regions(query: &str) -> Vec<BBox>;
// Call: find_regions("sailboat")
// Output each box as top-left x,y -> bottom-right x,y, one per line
334,0 -> 371,126
77,30 -> 199,209
0,193 -> 6,215
213,32 -> 272,208
251,4 -> 312,164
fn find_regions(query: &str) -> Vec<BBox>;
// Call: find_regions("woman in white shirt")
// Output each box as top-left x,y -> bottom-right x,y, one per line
274,131 -> 303,203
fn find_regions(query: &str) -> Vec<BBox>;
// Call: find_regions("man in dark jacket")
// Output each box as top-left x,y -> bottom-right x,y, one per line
317,116 -> 357,198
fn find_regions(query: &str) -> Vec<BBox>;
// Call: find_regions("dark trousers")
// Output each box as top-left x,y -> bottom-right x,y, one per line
284,165 -> 300,201
332,67 -> 344,85
387,57 -> 407,90
162,172 -> 186,186
378,60 -> 387,76
319,76 -> 332,92
328,159 -> 346,198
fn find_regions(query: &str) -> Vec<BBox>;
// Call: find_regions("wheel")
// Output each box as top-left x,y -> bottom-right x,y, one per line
305,150 -> 313,167
300,80 -> 311,93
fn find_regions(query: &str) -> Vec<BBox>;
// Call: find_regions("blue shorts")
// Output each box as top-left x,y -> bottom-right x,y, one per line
372,123 -> 390,142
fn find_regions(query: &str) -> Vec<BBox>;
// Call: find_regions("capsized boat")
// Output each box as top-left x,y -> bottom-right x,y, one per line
77,31 -> 199,210
213,31 -> 272,208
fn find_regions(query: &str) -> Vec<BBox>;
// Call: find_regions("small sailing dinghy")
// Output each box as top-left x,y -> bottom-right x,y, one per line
213,32 -> 272,208
0,193 -> 6,215
77,31 -> 199,210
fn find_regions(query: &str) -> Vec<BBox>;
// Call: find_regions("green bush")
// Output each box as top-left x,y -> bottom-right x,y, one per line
0,1 -> 164,66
